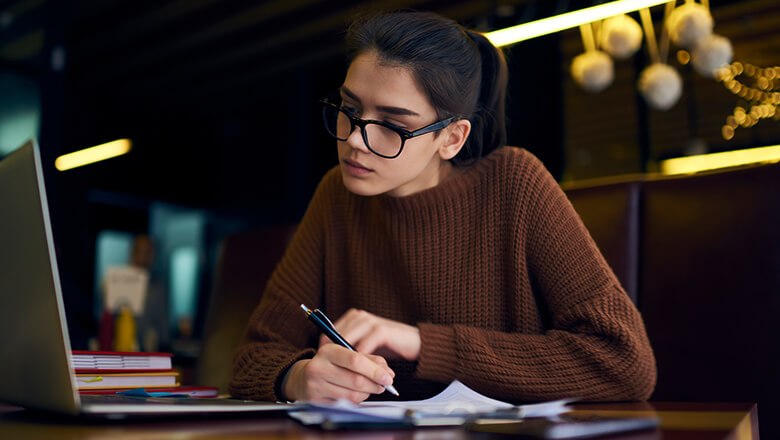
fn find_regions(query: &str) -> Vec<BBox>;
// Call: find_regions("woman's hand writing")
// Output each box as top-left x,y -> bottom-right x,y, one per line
283,344 -> 395,403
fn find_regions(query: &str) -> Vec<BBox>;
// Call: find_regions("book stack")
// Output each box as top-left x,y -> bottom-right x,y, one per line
71,351 -> 218,397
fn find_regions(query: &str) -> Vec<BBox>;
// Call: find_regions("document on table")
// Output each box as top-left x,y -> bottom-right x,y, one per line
287,380 -> 574,428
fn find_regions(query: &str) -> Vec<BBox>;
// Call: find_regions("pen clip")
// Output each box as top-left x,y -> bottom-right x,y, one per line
313,309 -> 335,328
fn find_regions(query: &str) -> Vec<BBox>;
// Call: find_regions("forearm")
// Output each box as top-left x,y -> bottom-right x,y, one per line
229,341 -> 315,401
415,296 -> 656,402
228,285 -> 321,401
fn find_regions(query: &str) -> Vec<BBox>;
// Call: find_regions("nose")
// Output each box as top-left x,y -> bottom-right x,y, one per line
345,125 -> 371,154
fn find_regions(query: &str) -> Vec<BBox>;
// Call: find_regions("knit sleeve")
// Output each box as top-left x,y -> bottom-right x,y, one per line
228,169 -> 339,401
416,153 -> 656,402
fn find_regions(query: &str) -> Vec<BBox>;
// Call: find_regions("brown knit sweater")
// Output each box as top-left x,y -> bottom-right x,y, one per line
229,146 -> 656,403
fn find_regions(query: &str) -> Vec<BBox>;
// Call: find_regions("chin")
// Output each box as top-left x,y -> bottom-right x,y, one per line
340,172 -> 386,196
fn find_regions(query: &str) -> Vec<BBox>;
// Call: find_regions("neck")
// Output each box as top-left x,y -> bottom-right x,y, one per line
387,159 -> 455,198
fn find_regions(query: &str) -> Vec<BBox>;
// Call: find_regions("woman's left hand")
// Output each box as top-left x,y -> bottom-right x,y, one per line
319,309 -> 421,361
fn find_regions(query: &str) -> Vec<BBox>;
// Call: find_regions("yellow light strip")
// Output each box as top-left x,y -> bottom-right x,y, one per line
485,0 -> 670,47
660,144 -> 780,175
55,139 -> 132,171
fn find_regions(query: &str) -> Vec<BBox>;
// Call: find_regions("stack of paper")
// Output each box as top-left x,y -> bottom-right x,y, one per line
288,381 -> 573,428
71,351 -> 173,371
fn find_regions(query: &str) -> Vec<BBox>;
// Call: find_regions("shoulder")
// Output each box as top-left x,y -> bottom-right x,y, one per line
479,146 -> 555,190
319,165 -> 344,192
302,165 -> 350,222
310,165 -> 347,202
489,146 -> 546,171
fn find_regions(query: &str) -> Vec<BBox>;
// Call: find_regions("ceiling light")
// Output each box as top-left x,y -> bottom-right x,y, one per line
486,0 -> 670,47
55,139 -> 132,171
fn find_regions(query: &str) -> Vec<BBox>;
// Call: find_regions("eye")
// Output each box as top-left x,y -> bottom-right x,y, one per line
381,119 -> 408,131
341,104 -> 361,116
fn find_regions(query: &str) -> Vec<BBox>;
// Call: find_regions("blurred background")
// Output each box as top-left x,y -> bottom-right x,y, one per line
1,0 -> 778,355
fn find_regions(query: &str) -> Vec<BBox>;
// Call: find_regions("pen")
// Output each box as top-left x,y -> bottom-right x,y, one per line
300,304 -> 399,397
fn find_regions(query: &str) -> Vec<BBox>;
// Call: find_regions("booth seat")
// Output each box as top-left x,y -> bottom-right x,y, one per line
564,160 -> 780,438
196,224 -> 297,394
198,160 -> 779,436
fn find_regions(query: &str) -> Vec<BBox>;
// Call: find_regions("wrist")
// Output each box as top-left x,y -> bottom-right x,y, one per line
282,360 -> 307,402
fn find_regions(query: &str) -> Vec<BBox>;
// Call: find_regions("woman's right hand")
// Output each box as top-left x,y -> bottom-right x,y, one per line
282,344 -> 395,403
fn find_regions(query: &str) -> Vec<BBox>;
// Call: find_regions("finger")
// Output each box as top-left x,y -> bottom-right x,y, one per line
353,327 -> 387,355
306,349 -> 384,399
358,323 -> 421,361
318,321 -> 372,349
326,345 -> 394,388
338,315 -> 380,348
320,378 -> 375,403
366,354 -> 395,378
330,363 -> 387,396
328,308 -> 362,331
317,344 -> 389,388
331,309 -> 371,335
305,377 -> 373,403
366,353 -> 389,368
318,309 -> 367,348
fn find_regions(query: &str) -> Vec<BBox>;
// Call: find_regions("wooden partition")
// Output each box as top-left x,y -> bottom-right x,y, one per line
639,161 -> 780,438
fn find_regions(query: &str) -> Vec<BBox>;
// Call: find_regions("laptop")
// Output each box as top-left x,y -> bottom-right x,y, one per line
0,140 -> 291,418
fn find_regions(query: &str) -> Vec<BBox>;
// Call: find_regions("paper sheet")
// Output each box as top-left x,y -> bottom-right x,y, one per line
360,380 -> 514,415
104,265 -> 149,314
288,380 -> 573,427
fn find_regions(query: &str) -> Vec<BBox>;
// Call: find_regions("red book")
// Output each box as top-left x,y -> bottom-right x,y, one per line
71,350 -> 173,373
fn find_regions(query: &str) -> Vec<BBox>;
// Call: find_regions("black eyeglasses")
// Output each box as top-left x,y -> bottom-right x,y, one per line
319,99 -> 462,159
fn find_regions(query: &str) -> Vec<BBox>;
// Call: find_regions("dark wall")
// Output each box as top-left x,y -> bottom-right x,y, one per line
14,0 -> 768,348
33,2 -> 574,349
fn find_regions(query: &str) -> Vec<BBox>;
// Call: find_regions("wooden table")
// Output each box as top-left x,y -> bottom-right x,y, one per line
568,402 -> 759,440
0,401 -> 759,439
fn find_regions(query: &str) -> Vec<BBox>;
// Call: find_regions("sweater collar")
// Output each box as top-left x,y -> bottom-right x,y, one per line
374,147 -> 510,212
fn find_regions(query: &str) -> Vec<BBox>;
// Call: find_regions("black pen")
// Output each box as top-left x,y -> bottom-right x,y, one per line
300,304 -> 399,397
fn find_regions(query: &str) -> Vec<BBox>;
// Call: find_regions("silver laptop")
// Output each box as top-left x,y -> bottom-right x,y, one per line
0,140 -> 290,418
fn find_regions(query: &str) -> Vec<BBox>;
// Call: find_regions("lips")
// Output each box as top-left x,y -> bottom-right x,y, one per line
342,157 -> 374,176
343,158 -> 372,170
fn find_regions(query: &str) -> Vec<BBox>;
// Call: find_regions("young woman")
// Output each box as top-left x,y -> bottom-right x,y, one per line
229,11 -> 656,404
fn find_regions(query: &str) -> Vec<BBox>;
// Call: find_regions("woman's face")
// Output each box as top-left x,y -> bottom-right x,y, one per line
336,51 -> 462,197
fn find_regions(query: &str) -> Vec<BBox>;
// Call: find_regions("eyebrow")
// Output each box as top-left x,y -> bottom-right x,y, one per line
340,86 -> 421,117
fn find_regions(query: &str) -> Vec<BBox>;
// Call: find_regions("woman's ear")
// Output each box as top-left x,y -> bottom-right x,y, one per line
437,119 -> 471,161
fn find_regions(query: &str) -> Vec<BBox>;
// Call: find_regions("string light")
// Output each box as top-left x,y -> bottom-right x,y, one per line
676,50 -> 691,65
714,61 -> 780,140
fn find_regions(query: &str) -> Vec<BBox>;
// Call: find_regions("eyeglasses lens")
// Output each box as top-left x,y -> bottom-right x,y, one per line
323,105 -> 402,158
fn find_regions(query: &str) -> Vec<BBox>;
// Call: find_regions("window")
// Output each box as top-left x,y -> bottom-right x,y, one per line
149,204 -> 205,337
169,245 -> 199,332
93,230 -> 134,318
0,72 -> 40,156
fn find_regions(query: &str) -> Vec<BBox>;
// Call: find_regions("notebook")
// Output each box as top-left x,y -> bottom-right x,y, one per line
0,140 -> 291,418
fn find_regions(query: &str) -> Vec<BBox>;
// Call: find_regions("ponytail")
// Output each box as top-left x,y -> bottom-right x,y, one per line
455,30 -> 508,165
346,12 -> 508,166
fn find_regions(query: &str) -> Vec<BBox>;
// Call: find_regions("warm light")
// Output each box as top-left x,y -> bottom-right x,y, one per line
55,139 -> 132,171
721,125 -> 734,140
485,0 -> 669,47
660,144 -> 780,175
676,50 -> 691,65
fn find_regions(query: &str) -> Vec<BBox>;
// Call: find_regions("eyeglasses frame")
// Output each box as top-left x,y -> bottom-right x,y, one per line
319,99 -> 463,159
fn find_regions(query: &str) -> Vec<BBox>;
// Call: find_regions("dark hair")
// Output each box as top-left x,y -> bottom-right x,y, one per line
346,11 -> 508,165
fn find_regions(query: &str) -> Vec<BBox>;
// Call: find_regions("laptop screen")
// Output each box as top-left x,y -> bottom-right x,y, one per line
0,140 -> 81,414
